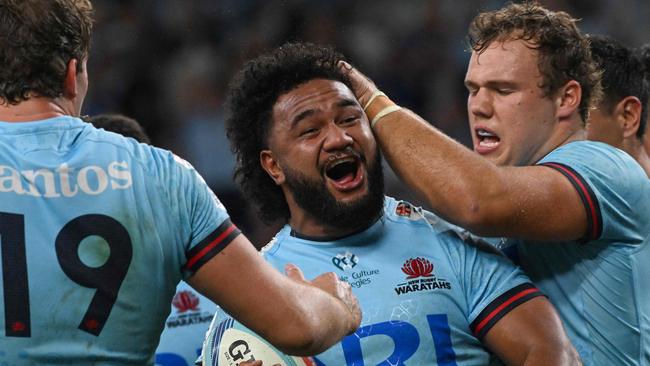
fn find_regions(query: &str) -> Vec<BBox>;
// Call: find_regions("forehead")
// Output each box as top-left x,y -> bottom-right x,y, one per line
466,39 -> 541,82
272,79 -> 356,125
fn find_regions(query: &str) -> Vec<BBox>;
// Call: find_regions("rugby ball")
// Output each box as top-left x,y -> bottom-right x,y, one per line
203,316 -> 316,366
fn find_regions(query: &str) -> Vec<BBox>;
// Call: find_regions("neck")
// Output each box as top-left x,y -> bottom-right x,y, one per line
288,211 -> 372,240
0,97 -> 73,122
623,138 -> 650,178
531,118 -> 586,164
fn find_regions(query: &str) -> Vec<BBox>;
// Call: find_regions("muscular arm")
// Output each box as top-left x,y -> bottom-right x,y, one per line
483,297 -> 581,365
341,63 -> 587,241
187,234 -> 361,356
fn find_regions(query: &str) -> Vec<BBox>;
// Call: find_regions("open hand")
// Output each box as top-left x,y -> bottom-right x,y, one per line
285,263 -> 361,335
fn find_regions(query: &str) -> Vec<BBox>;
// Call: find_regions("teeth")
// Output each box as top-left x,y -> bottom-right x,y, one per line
327,156 -> 355,168
477,129 -> 495,137
479,139 -> 499,147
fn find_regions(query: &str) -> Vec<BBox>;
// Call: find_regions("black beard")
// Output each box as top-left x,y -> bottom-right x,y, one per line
283,150 -> 385,234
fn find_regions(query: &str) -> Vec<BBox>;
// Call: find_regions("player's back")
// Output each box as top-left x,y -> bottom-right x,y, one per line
0,116 -> 228,364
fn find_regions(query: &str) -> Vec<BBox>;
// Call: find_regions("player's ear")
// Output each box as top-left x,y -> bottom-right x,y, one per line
617,96 -> 642,138
63,58 -> 79,99
260,149 -> 285,185
555,80 -> 581,120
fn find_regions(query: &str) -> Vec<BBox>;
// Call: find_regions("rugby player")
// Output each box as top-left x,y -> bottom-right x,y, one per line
202,42 -> 579,366
585,35 -> 650,177
342,3 -> 650,364
0,1 -> 360,364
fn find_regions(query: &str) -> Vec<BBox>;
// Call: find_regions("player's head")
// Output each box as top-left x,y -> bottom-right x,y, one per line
226,42 -> 384,232
464,2 -> 601,166
0,0 -> 93,115
85,114 -> 151,144
586,35 -> 648,149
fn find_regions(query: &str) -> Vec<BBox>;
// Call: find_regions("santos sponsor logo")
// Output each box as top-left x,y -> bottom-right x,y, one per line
0,162 -> 132,198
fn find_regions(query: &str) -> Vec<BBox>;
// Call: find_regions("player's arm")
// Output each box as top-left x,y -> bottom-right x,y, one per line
339,62 -> 588,241
482,296 -> 581,365
187,233 -> 361,356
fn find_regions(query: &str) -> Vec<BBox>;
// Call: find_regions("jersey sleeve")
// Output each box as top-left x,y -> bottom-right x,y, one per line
537,141 -> 649,244
441,232 -> 544,340
156,152 -> 241,277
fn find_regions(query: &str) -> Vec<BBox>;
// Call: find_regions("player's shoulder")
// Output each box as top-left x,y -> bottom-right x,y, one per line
539,141 -> 649,197
89,126 -> 203,180
85,124 -> 171,166
384,196 -> 503,255
383,196 -> 461,234
540,141 -> 643,176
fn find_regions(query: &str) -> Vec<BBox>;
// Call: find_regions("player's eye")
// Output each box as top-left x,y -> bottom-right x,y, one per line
300,127 -> 318,137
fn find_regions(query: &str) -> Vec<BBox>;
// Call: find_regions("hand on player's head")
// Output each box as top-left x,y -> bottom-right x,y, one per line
338,61 -> 379,108
285,263 -> 362,335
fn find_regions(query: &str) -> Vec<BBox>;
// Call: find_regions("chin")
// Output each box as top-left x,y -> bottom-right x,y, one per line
332,187 -> 369,203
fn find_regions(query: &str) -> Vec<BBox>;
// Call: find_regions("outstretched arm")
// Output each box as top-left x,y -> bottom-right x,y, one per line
483,297 -> 581,365
188,234 -> 361,356
339,62 -> 588,241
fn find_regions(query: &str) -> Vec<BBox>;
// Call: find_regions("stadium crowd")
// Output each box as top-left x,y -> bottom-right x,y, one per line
84,0 -> 650,244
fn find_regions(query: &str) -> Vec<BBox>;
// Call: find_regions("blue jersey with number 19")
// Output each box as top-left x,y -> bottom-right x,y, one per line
0,116 -> 239,365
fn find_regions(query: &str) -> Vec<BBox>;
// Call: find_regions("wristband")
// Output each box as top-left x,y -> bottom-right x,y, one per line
363,91 -> 386,111
371,105 -> 402,128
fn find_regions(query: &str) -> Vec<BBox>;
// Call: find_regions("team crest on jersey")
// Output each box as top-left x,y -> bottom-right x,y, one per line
166,289 -> 213,329
394,257 -> 451,295
332,251 -> 359,271
395,202 -> 412,216
394,201 -> 423,220
172,290 -> 200,312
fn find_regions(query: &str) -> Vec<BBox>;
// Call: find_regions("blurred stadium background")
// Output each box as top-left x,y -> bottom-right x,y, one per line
85,0 -> 650,245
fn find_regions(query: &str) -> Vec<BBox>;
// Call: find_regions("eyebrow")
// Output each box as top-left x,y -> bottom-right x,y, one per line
290,97 -> 359,128
464,80 -> 518,89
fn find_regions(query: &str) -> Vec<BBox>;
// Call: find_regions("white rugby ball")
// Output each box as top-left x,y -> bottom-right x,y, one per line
203,316 -> 317,366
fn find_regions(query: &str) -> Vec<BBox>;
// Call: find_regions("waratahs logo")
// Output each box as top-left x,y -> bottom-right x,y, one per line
172,290 -> 200,313
166,290 -> 213,329
401,257 -> 434,279
395,257 -> 451,295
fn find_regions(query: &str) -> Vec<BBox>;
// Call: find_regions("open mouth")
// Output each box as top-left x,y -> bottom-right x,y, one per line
324,156 -> 364,191
475,128 -> 500,151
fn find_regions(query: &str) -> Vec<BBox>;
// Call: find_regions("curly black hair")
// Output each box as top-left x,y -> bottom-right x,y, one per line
467,2 -> 602,123
225,42 -> 351,224
0,0 -> 93,104
589,35 -> 648,139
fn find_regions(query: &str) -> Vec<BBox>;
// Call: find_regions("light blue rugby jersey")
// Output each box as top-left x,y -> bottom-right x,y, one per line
204,196 -> 543,366
500,141 -> 650,365
0,116 -> 240,365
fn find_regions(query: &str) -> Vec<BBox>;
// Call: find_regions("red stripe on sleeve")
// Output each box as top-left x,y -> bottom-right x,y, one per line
185,224 -> 237,269
473,288 -> 540,336
544,163 -> 600,239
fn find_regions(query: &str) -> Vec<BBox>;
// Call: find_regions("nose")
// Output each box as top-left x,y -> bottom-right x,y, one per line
322,123 -> 354,152
468,88 -> 493,119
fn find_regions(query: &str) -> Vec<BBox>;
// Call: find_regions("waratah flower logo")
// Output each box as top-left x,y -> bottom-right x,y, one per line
401,257 -> 434,279
172,290 -> 200,313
